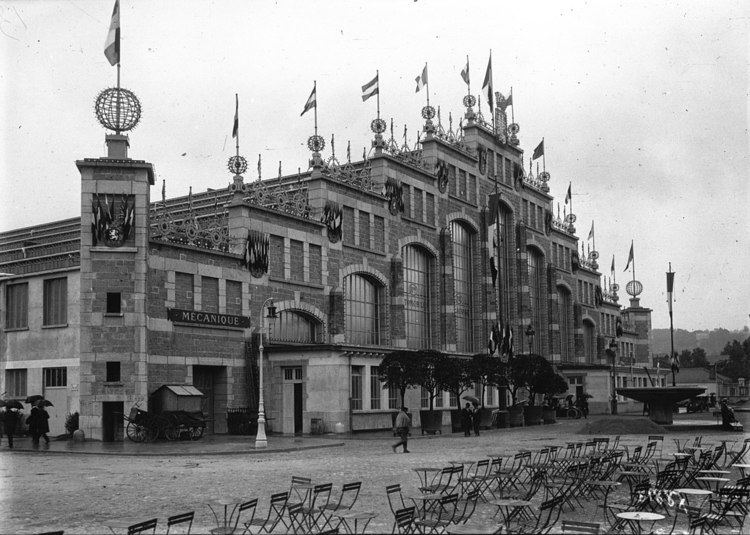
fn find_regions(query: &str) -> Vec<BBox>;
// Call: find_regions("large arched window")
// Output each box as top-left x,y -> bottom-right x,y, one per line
272,310 -> 321,343
582,320 -> 596,363
344,273 -> 381,345
451,221 -> 474,352
527,247 -> 544,354
496,205 -> 513,321
402,245 -> 431,349
557,286 -> 572,362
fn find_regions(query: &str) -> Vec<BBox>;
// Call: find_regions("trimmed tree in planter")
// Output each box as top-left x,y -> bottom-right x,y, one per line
434,355 -> 475,432
506,354 -> 566,425
469,354 -> 509,428
378,350 -> 424,406
530,368 -> 568,424
415,350 -> 448,433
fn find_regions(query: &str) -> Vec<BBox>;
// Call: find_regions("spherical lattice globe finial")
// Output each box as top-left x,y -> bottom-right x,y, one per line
94,87 -> 142,132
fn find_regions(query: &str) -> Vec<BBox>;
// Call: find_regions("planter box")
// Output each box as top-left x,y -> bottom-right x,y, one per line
477,408 -> 494,429
542,408 -> 556,424
508,406 -> 524,427
523,405 -> 543,426
419,410 -> 443,435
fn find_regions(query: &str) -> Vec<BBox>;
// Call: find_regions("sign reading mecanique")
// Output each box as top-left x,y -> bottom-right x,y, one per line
167,308 -> 251,329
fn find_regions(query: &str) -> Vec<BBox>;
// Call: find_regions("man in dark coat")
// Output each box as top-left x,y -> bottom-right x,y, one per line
3,408 -> 20,448
392,407 -> 412,453
471,402 -> 481,436
27,403 -> 50,446
461,402 -> 473,436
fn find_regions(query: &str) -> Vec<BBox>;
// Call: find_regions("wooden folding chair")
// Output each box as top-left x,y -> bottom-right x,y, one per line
244,492 -> 287,534
316,481 -> 361,530
165,511 -> 194,534
127,519 -> 158,535
414,493 -> 458,534
393,506 -> 417,534
210,499 -> 257,535
561,520 -> 602,534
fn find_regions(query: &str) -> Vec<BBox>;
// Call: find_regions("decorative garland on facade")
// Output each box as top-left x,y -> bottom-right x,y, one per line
436,160 -> 449,194
383,177 -> 405,215
321,200 -> 343,243
92,193 -> 135,247
477,145 -> 487,175
243,230 -> 269,278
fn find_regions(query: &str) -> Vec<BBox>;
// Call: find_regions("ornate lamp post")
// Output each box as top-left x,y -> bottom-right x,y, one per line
525,324 -> 535,355
606,339 -> 618,415
255,299 -> 277,449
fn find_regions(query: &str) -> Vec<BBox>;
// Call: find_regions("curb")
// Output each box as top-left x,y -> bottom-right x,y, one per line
1,441 -> 346,457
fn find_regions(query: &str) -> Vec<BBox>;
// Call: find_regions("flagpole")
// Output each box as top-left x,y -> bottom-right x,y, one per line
668,262 -> 676,386
569,182 -> 573,221
631,240 -> 636,286
592,221 -> 596,252
542,137 -> 546,173
313,80 -> 318,138
510,86 -> 515,125
235,93 -> 240,158
466,55 -> 471,97
490,50 -> 495,134
376,70 -> 380,121
425,63 -> 430,108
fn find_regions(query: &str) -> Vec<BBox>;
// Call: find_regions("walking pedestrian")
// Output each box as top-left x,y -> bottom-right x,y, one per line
392,406 -> 411,453
461,402 -> 473,437
36,402 -> 50,445
4,407 -> 20,449
471,402 -> 481,436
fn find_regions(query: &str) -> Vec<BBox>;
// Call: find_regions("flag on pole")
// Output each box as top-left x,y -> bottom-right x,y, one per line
588,221 -> 595,241
103,0 -> 121,66
610,255 -> 615,276
232,94 -> 239,138
460,57 -> 470,85
505,93 -> 513,107
361,73 -> 379,102
666,269 -> 675,313
482,55 -> 493,112
415,64 -> 428,93
532,139 -> 544,160
564,182 -> 572,205
300,85 -> 316,116
624,241 -> 634,272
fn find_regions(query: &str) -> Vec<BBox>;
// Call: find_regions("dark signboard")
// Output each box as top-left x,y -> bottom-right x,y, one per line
167,308 -> 251,329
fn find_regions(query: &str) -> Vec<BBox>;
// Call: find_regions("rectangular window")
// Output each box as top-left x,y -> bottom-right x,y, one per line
523,200 -> 529,226
449,392 -> 458,408
389,385 -> 399,409
43,367 -> 67,387
425,193 -> 435,225
370,366 -> 381,410
269,235 -> 285,277
289,240 -> 304,281
358,211 -> 371,248
308,244 -> 322,285
413,189 -> 423,222
225,280 -> 242,316
468,174 -> 476,204
5,369 -> 27,397
487,387 -> 495,406
5,282 -> 28,329
343,206 -> 355,244
106,292 -> 122,314
504,158 -> 511,184
435,390 -> 444,408
351,366 -> 363,410
530,202 -> 537,229
537,206 -> 544,231
449,165 -> 457,196
106,361 -> 121,382
487,150 -> 495,178
43,277 -> 67,326
201,276 -> 219,313
175,272 -> 194,309
458,169 -> 467,198
421,387 -> 430,409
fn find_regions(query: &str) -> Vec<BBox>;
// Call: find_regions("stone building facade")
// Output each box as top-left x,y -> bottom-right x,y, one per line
0,102 -> 655,440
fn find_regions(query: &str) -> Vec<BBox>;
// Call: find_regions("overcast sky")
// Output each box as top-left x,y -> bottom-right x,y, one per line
1,0 -> 748,332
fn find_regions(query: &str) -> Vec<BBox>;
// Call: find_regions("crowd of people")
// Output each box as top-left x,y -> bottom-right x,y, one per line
1,400 -> 51,449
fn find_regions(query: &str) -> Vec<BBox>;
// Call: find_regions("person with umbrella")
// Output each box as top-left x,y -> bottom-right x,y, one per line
26,399 -> 51,446
461,402 -> 473,437
2,400 -> 23,449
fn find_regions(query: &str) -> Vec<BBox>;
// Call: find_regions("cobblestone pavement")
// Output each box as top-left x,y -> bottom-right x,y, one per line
0,417 -> 746,534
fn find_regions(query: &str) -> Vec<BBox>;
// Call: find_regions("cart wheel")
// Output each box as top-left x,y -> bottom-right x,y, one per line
126,422 -> 147,443
567,408 -> 581,419
190,426 -> 205,440
165,425 -> 180,441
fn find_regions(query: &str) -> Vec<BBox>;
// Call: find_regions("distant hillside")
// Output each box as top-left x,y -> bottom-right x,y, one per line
651,327 -> 750,358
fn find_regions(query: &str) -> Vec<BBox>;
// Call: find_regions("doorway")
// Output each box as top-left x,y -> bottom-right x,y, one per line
282,366 -> 304,434
102,401 -> 123,442
293,383 -> 303,434
193,366 -> 216,434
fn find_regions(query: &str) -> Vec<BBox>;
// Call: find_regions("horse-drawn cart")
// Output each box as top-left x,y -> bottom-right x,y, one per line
124,385 -> 207,442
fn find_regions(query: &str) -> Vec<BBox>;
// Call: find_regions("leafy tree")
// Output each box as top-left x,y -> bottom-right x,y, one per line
505,354 -> 551,406
528,366 -> 569,404
413,350 -> 447,411
679,347 -> 710,368
434,355 -> 474,406
378,350 -> 425,407
470,353 -> 509,407
716,337 -> 750,381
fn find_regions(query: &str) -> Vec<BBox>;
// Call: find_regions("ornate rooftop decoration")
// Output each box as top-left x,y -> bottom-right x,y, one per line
380,118 -> 430,171
95,87 -> 141,133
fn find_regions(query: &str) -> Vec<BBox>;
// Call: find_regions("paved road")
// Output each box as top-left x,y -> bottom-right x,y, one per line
0,417 -> 744,534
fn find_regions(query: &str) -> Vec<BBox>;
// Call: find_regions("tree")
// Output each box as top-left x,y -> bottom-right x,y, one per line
679,347 -> 710,368
528,366 -> 569,404
505,354 -> 551,406
470,353 -> 509,407
412,350 -> 447,411
716,337 -> 750,381
434,355 -> 474,406
378,350 -> 424,407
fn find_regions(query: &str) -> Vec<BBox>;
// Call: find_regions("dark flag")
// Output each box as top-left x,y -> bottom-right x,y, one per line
624,241 -> 634,272
482,54 -> 493,112
232,94 -> 239,138
103,0 -> 120,66
361,73 -> 379,102
532,139 -> 544,160
301,84 -> 317,116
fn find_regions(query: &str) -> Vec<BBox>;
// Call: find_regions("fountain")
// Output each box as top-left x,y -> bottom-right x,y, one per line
617,386 -> 705,425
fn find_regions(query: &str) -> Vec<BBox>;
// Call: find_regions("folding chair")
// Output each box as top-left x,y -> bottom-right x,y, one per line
452,488 -> 480,524
474,457 -> 503,500
420,466 -> 461,495
413,493 -> 458,534
506,495 -> 564,534
393,506 -> 417,534
289,476 -> 312,505
165,511 -> 194,534
210,499 -> 257,535
316,481 -> 361,530
127,519 -> 158,535
301,483 -> 333,531
387,484 -> 407,515
458,459 -> 490,494
724,437 -> 750,468
647,435 -> 664,458
244,491 -> 288,534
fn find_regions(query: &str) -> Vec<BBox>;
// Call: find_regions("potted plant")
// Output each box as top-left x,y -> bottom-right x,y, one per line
531,369 -> 568,424
415,350 -> 448,434
379,350 -> 425,432
467,353 -> 505,429
433,355 -> 475,433
507,354 -> 555,426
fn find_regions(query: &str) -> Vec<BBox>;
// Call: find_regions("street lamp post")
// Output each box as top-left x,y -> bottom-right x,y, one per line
525,324 -> 535,355
255,298 -> 277,449
607,339 -> 618,415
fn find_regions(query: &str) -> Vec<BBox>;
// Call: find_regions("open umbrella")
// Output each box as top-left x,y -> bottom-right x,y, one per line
462,395 -> 480,405
25,395 -> 44,404
36,399 -> 53,407
3,400 -> 23,410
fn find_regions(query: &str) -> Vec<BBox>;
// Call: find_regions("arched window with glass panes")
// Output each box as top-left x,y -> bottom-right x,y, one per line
271,310 -> 322,343
344,273 -> 382,345
402,245 -> 431,349
557,286 -> 572,362
527,247 -> 545,354
582,319 -> 596,363
450,221 -> 475,352
496,205 -> 513,321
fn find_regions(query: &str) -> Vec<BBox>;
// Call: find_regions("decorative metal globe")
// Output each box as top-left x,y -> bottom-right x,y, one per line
94,87 -> 141,132
590,250 -> 599,260
307,135 -> 325,152
421,105 -> 436,120
228,155 -> 248,175
565,213 -> 577,224
539,171 -> 551,181
462,95 -> 477,108
371,118 -> 387,134
626,280 -> 643,297
611,283 -> 620,293
508,123 -> 520,135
